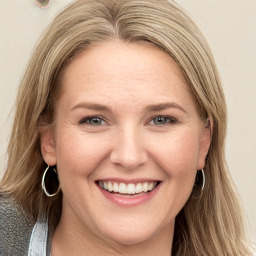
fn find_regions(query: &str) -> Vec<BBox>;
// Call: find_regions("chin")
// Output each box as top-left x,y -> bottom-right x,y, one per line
99,220 -> 163,246
107,231 -> 153,246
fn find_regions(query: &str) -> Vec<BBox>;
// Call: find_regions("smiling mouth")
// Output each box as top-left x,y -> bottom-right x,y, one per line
96,181 -> 161,195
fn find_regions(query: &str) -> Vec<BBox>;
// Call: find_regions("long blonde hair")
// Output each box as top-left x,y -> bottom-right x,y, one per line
0,0 -> 252,254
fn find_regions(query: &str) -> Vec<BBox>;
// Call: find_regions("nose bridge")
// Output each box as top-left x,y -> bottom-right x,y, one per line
110,123 -> 147,170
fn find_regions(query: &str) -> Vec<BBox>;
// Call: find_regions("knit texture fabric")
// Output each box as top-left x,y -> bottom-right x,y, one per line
0,195 -> 34,255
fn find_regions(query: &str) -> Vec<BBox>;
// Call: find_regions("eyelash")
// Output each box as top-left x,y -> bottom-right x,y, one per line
79,116 -> 106,126
148,116 -> 178,126
79,115 -> 178,127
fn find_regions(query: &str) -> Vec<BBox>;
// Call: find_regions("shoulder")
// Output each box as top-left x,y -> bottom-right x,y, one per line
0,195 -> 35,255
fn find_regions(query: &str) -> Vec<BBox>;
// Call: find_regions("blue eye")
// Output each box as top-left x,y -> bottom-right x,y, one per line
80,117 -> 105,126
150,116 -> 176,125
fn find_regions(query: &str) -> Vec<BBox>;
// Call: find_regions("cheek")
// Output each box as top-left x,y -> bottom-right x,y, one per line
142,130 -> 201,222
54,130 -> 110,183
148,129 -> 200,180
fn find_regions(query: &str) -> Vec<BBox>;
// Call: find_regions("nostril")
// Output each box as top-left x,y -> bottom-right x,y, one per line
110,148 -> 148,170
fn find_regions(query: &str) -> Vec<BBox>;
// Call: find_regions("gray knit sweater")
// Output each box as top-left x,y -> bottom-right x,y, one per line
0,196 -> 35,255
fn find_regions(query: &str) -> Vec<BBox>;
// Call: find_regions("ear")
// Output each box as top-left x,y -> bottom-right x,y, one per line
197,118 -> 213,170
39,125 -> 57,166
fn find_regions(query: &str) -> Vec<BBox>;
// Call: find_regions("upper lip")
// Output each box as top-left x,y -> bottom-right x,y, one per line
96,178 -> 161,184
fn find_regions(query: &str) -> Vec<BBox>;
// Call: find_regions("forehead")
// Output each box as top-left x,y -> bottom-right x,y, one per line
59,40 -> 195,112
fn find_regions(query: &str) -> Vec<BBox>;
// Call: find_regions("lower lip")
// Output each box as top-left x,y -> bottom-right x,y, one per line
97,183 -> 161,207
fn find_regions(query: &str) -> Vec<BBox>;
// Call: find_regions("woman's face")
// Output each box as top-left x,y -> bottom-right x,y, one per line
41,41 -> 211,245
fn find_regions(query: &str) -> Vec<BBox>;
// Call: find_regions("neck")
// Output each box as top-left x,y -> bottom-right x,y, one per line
51,213 -> 174,256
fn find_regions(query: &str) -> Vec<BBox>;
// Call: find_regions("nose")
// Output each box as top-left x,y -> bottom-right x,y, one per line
110,126 -> 148,170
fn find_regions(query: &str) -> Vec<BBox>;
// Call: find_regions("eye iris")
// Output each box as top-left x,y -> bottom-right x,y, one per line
89,117 -> 102,125
154,117 -> 166,125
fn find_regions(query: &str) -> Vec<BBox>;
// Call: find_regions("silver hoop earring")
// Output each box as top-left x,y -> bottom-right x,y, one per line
194,169 -> 205,191
42,165 -> 60,197
35,0 -> 50,8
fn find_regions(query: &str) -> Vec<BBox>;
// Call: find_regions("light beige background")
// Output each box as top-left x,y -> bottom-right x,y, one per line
0,0 -> 255,241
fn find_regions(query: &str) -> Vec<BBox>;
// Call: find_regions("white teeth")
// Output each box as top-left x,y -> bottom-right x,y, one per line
113,182 -> 119,192
148,182 -> 154,190
127,184 -> 136,194
119,183 -> 127,194
135,183 -> 143,193
142,182 -> 148,192
107,181 -> 113,192
99,181 -> 158,194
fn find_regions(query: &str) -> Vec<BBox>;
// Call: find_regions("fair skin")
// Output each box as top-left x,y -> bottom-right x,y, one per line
41,40 -> 211,256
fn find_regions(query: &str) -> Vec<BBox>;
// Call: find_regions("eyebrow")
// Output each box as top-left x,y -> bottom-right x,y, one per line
145,103 -> 187,114
71,102 -> 187,114
71,103 -> 111,112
